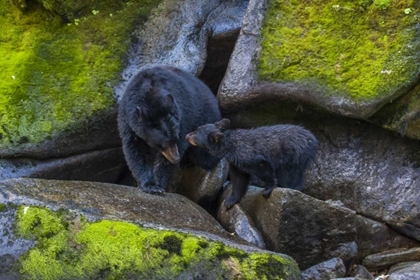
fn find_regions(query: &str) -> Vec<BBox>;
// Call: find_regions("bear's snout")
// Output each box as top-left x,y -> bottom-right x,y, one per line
185,133 -> 197,146
161,144 -> 180,164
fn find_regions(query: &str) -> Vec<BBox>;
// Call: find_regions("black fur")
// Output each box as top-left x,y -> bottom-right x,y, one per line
186,119 -> 318,209
118,66 -> 222,194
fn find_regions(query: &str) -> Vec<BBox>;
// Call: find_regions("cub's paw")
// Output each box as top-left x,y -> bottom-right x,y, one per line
223,195 -> 239,210
141,185 -> 165,195
261,187 -> 275,199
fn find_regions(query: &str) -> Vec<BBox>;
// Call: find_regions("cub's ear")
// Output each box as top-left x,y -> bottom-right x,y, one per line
136,106 -> 143,120
211,132 -> 224,144
215,118 -> 230,131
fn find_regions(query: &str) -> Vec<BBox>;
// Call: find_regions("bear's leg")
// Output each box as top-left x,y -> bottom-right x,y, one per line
120,127 -> 157,192
254,158 -> 277,199
224,164 -> 250,210
153,155 -> 179,193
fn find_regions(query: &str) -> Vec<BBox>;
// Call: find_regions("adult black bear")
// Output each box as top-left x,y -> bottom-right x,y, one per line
118,66 -> 222,194
186,119 -> 318,209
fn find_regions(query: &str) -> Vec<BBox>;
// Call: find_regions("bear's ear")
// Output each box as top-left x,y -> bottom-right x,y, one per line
163,94 -> 175,110
211,132 -> 224,144
136,106 -> 143,121
215,118 -> 230,131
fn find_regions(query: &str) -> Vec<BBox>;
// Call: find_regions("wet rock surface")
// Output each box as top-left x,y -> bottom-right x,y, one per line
0,178 -> 228,239
363,248 -> 420,271
231,184 -> 418,270
217,188 -> 266,249
300,258 -> 346,280
0,178 -> 301,279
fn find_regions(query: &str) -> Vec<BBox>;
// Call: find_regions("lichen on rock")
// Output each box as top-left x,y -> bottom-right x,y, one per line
258,0 -> 420,101
15,205 -> 300,279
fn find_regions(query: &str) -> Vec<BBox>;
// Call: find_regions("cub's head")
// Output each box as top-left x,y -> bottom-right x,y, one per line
135,92 -> 181,164
185,119 -> 230,150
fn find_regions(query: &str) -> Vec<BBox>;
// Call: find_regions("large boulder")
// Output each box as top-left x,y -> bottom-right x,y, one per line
303,117 -> 420,242
218,0 -> 420,120
0,178 -> 300,279
225,185 -> 419,270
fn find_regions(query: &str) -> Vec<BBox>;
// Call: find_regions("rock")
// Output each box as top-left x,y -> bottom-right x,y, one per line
238,185 -> 358,269
235,184 -> 418,269
116,0 -> 222,98
302,117 -> 420,243
355,215 -> 419,260
388,273 -> 420,280
363,248 -> 420,270
218,0 -> 420,119
199,0 -> 249,93
300,258 -> 346,280
1,148 -> 126,184
0,207 -> 34,278
369,84 -> 420,141
389,262 -> 420,274
0,178 -> 226,236
217,188 -> 266,249
168,159 -> 229,212
350,265 -> 374,280
0,178 -> 301,279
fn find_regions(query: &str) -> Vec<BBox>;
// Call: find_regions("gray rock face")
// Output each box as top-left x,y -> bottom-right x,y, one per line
238,186 -> 357,269
116,0 -> 224,99
363,248 -> 420,270
303,117 -> 420,242
217,188 -> 266,249
351,265 -> 374,280
0,109 -> 124,184
168,159 -> 229,212
0,208 -> 34,277
300,258 -> 346,280
389,262 -> 420,275
0,178 -> 228,239
234,185 -> 417,269
388,273 -> 420,280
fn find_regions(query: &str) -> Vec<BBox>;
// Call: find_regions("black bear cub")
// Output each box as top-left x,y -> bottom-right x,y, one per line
118,66 -> 222,194
185,119 -> 318,209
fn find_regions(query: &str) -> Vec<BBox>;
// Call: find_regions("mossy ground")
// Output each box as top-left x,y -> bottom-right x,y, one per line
258,0 -> 419,101
15,206 -> 299,280
0,0 -> 160,148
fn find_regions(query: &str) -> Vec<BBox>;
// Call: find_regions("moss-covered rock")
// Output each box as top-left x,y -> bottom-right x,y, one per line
0,0 -> 160,149
258,0 -> 419,101
218,0 -> 420,120
14,205 -> 300,279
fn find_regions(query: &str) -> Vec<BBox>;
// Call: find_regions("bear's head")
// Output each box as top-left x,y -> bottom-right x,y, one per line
185,118 -> 230,150
135,93 -> 181,164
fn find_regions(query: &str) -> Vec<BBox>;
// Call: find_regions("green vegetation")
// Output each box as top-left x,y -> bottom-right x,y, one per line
0,203 -> 7,212
0,0 -> 160,147
258,0 -> 419,100
15,206 -> 299,279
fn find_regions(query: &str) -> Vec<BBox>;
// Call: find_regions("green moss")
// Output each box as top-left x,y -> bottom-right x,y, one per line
258,0 -> 420,101
0,203 -> 7,212
0,0 -> 160,148
15,206 -> 300,279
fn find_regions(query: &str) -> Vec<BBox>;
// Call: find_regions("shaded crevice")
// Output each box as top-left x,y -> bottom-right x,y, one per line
199,29 -> 241,95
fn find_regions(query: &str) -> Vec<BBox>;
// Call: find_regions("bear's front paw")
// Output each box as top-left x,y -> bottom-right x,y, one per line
141,185 -> 165,195
223,195 -> 239,210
